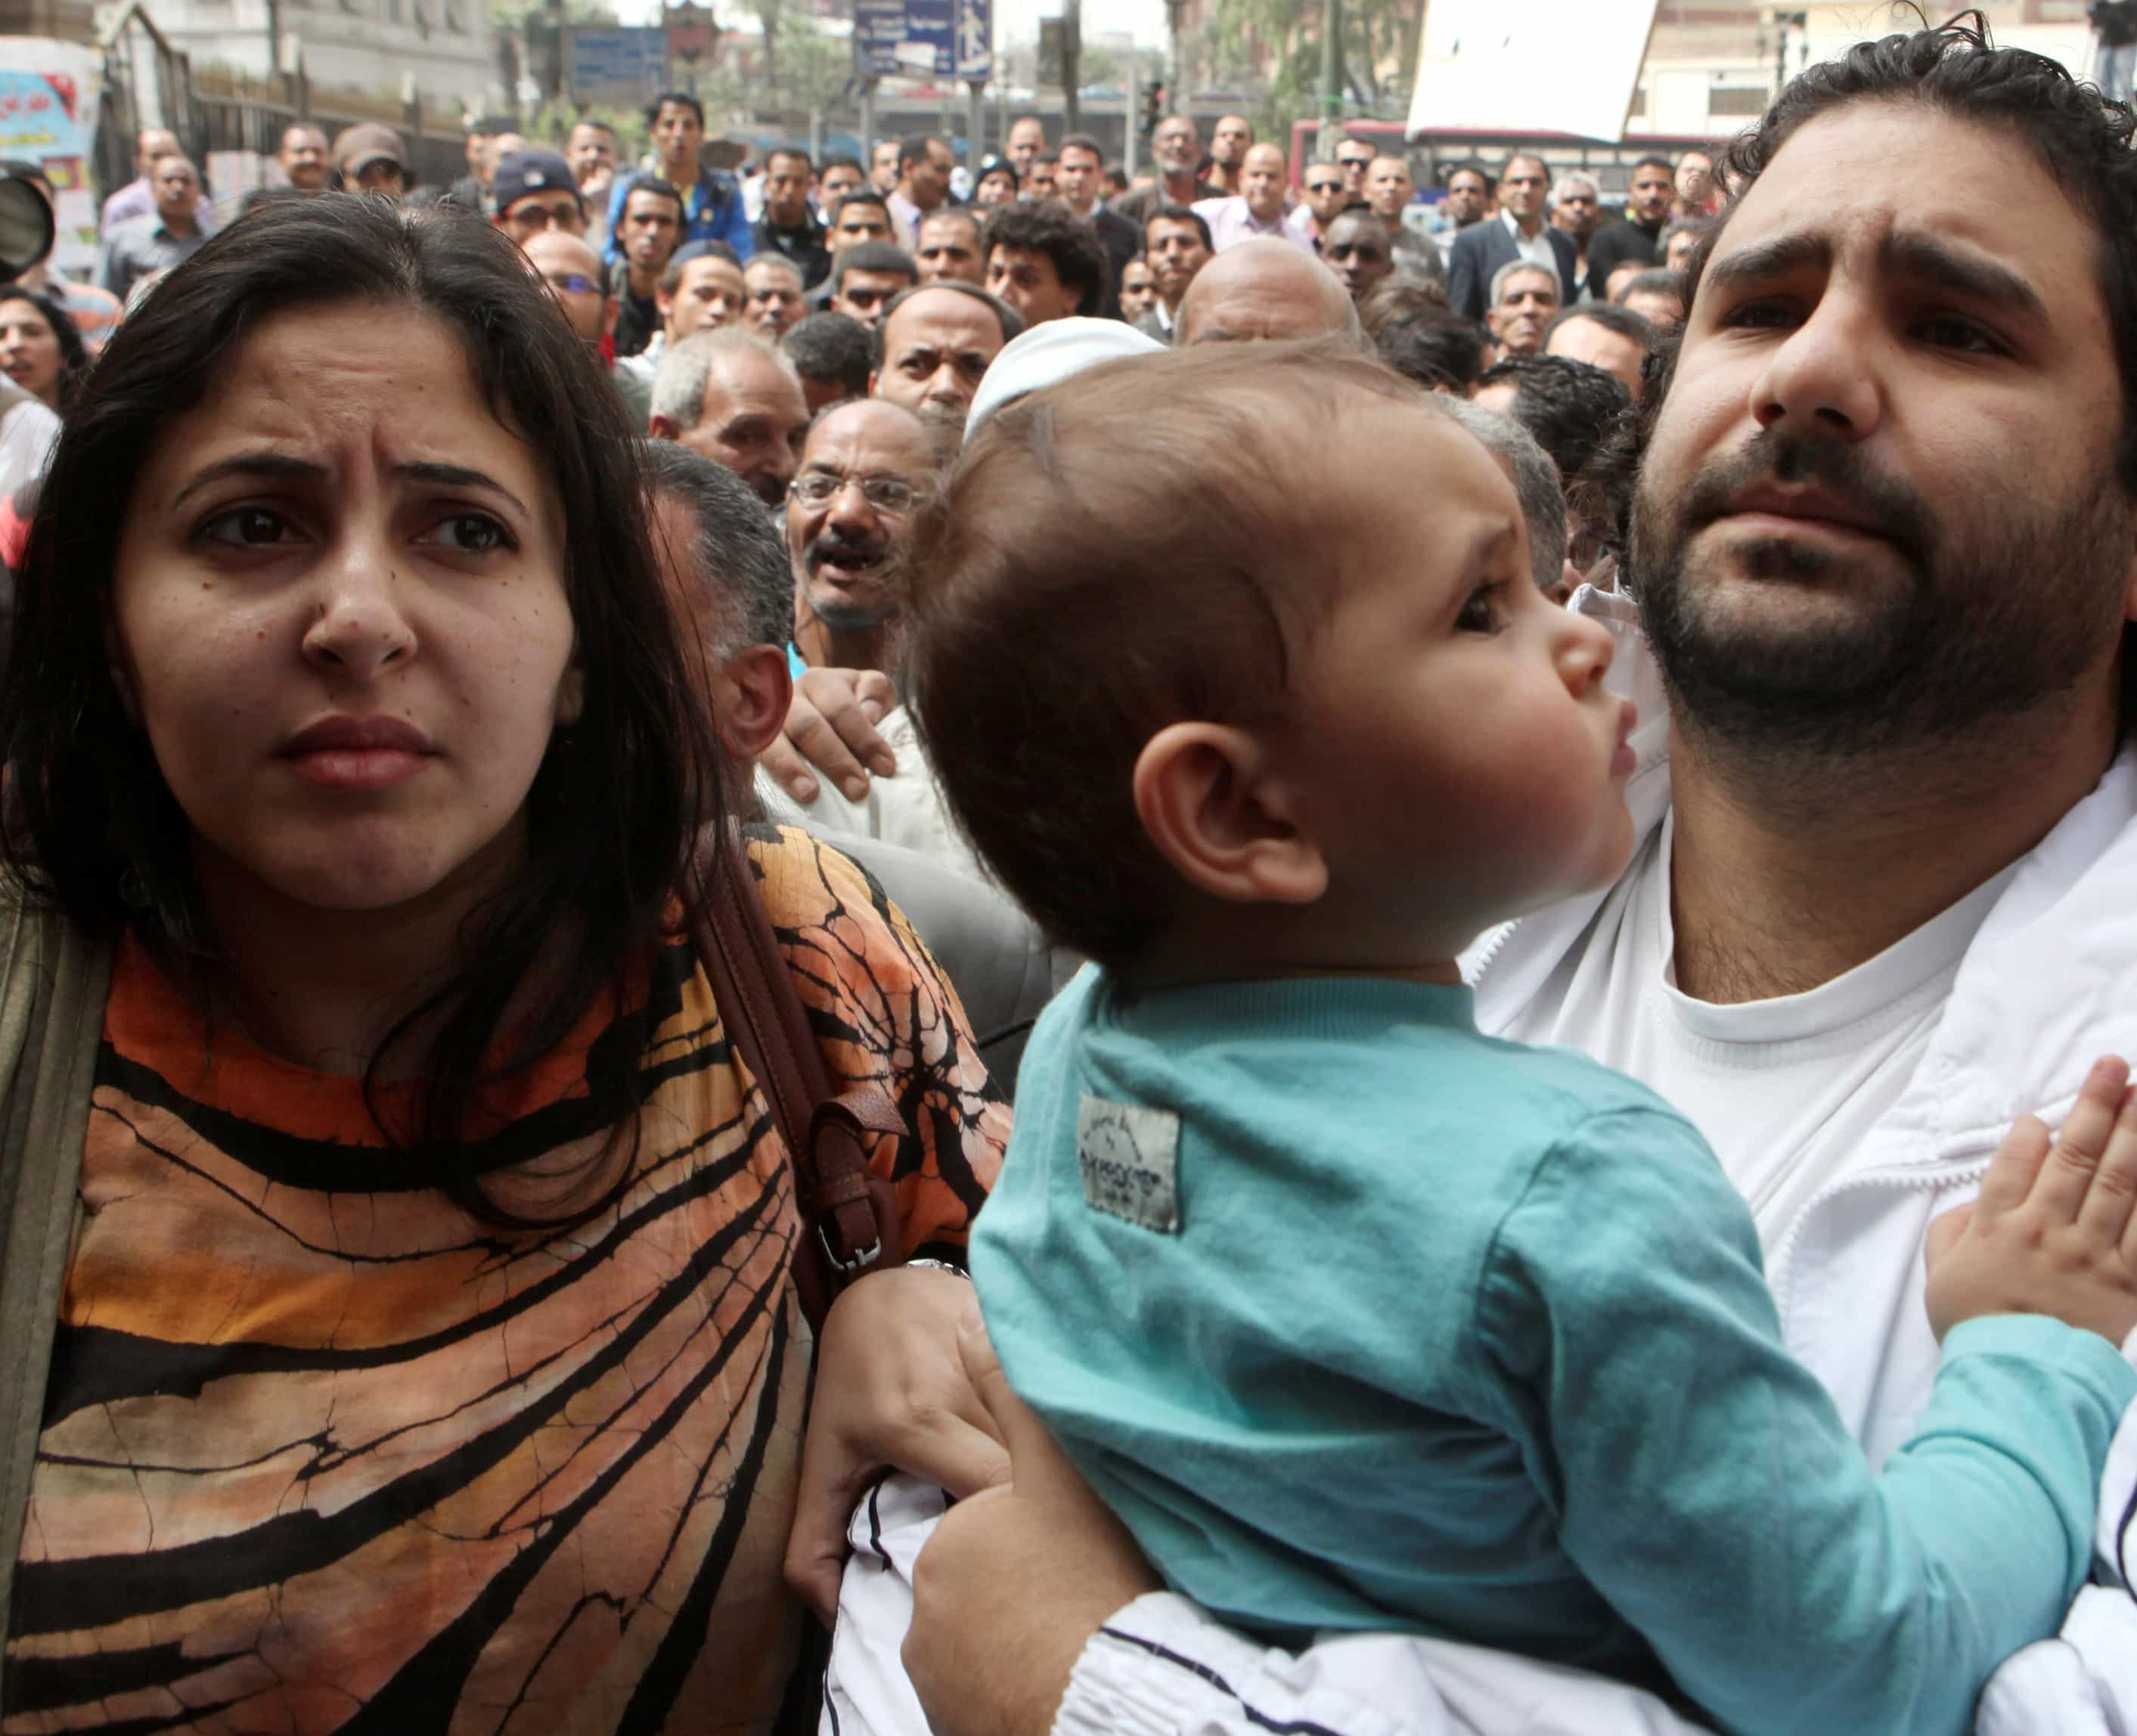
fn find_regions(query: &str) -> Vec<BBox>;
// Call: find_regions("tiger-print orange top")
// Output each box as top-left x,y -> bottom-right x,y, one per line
2,826 -> 1008,1735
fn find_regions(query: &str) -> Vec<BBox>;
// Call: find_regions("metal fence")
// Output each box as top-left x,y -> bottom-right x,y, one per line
97,1 -> 472,196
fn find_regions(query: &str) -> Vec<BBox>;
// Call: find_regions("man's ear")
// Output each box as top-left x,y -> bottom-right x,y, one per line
648,412 -> 679,442
1132,721 -> 1326,907
713,644 -> 793,762
867,367 -> 881,396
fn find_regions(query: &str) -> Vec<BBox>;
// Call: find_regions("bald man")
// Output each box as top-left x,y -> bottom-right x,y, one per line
1175,237 -> 1360,346
1192,143 -> 1317,253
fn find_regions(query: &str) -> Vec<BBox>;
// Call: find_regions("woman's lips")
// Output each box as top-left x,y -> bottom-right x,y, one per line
278,716 -> 437,790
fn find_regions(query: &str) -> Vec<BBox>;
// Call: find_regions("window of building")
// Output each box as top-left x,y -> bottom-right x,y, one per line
1708,85 -> 1768,115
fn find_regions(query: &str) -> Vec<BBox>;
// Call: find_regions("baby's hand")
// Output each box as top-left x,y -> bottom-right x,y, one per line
1925,1056 -> 2137,1347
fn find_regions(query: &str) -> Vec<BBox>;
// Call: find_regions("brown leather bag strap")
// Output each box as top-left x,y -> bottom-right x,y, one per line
685,826 -> 904,1331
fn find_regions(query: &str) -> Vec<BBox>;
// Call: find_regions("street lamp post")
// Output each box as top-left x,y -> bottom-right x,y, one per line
1317,0 -> 1343,159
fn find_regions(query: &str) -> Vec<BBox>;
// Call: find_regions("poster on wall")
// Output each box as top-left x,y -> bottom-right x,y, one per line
0,40 -> 104,279
1406,0 -> 1661,143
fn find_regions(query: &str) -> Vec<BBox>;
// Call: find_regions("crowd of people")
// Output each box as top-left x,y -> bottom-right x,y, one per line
4,14 -> 2137,1736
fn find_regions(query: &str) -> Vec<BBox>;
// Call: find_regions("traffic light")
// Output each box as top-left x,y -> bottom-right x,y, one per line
1141,80 -> 1165,139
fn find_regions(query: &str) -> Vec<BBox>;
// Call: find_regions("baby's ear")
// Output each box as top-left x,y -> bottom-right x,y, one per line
1132,722 -> 1328,907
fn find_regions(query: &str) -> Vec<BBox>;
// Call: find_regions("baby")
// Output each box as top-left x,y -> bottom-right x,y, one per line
904,339 -> 2137,1735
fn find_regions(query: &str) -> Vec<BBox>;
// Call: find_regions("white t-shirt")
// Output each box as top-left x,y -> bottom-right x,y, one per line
1498,814 -> 2017,1254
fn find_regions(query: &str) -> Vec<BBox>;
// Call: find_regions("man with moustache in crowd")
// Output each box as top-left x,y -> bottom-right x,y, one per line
786,398 -> 935,674
1112,115 -> 1217,229
1321,211 -> 1397,303
277,123 -> 330,192
743,253 -> 808,339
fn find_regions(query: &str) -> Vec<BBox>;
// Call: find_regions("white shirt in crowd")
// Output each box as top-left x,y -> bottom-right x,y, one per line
1500,207 -> 1559,273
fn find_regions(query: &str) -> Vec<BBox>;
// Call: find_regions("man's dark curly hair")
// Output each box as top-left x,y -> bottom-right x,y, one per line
1580,11 -> 2137,560
982,198 -> 1109,316
1477,354 -> 1632,485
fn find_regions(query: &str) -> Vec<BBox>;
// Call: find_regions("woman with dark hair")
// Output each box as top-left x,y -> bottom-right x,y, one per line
0,285 -> 85,413
0,195 -> 1006,1731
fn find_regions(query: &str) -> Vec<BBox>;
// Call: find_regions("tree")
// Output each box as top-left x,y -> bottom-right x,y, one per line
1191,0 -> 1416,131
701,0 -> 849,120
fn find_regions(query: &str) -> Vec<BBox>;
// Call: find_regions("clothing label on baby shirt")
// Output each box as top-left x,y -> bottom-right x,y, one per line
1077,1095 -> 1181,1233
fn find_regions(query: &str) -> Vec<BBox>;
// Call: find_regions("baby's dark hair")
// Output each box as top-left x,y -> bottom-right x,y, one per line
906,339 -> 1430,971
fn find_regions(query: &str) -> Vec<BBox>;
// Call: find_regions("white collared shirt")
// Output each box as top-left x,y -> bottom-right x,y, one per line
1500,207 -> 1556,272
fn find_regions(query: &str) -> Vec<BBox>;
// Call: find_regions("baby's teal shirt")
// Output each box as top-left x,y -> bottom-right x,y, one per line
971,969 -> 2136,1736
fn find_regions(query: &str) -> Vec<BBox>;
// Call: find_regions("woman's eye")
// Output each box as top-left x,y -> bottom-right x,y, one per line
1456,584 -> 1504,634
428,513 -> 513,553
199,507 -> 296,547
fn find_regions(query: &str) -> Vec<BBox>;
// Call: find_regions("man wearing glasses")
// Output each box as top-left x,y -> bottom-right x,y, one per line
524,229 -> 616,350
492,152 -> 586,244
1333,137 -> 1376,200
1445,149 -> 1577,320
765,397 -> 988,882
1298,164 -> 1348,250
784,398 -> 935,675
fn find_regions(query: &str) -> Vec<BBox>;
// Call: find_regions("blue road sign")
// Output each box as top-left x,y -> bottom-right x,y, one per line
571,26 -> 667,93
956,0 -> 991,78
854,0 -> 988,79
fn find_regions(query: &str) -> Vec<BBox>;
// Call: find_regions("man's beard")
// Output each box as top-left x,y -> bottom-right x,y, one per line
1629,424 -> 2130,763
